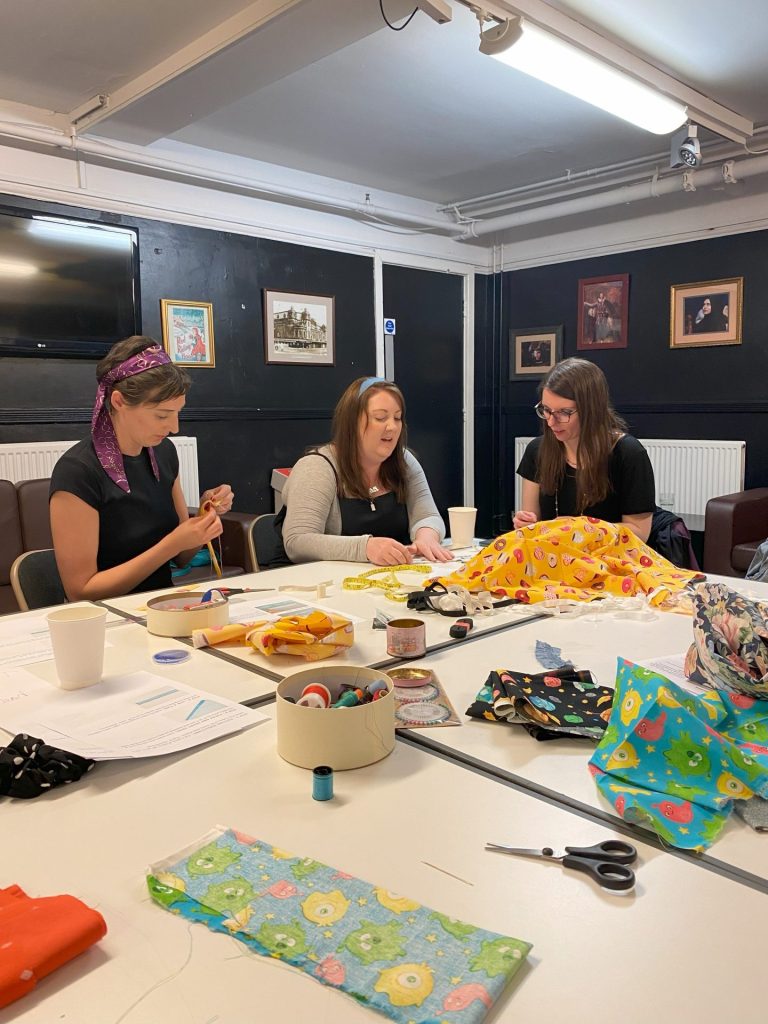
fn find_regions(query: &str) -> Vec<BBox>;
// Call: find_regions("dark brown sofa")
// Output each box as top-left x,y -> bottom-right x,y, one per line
1,479 -> 257,614
703,488 -> 768,578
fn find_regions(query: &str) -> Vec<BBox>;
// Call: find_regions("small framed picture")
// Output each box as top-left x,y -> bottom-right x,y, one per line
160,300 -> 215,367
263,289 -> 335,366
670,277 -> 743,349
509,326 -> 562,380
577,274 -> 629,350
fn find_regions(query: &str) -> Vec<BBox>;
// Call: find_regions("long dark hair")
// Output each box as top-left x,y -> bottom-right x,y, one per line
97,336 -> 190,411
329,378 -> 408,503
536,358 -> 626,510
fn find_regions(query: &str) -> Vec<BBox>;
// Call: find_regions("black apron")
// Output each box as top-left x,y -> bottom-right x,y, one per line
269,453 -> 409,567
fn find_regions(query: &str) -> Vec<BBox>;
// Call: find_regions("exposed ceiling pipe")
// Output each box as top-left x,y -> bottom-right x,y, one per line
462,153 -> 768,238
0,120 -> 463,236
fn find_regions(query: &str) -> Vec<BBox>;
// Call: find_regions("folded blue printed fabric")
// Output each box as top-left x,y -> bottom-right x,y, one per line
148,827 -> 531,1024
590,658 -> 768,850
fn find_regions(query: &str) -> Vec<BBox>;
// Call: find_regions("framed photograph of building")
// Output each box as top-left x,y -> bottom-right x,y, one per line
160,300 -> 215,367
670,277 -> 743,349
577,274 -> 629,350
263,290 -> 335,365
509,325 -> 562,380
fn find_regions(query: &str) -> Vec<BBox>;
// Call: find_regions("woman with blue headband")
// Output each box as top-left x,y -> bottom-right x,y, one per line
278,376 -> 450,566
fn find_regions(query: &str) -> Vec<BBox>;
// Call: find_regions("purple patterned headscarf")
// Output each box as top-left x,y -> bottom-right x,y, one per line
91,345 -> 173,492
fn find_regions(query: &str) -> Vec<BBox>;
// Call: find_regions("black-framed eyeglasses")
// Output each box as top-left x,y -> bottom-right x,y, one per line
534,402 -> 577,423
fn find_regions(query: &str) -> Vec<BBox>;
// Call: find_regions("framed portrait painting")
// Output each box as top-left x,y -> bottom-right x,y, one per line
160,300 -> 215,367
263,289 -> 335,366
509,326 -> 562,381
577,274 -> 629,350
670,277 -> 743,349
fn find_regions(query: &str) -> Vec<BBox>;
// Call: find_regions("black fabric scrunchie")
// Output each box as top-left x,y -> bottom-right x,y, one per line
0,733 -> 95,800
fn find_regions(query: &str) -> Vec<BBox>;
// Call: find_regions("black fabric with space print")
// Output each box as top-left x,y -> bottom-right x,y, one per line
466,666 -> 614,741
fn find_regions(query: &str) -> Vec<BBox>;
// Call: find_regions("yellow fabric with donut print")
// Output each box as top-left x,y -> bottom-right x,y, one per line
434,517 -> 702,607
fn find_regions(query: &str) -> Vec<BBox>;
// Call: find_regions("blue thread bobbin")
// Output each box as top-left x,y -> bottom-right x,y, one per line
312,765 -> 334,801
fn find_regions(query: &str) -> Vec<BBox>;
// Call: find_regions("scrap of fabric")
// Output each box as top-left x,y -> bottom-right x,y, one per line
433,517 -> 703,607
0,884 -> 106,1009
149,827 -> 531,1024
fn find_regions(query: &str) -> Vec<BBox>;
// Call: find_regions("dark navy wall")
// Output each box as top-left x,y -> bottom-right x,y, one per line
475,228 -> 768,533
0,193 -> 377,513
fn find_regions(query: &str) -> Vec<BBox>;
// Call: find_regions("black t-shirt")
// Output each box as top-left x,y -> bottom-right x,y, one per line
517,434 -> 655,523
50,438 -> 180,593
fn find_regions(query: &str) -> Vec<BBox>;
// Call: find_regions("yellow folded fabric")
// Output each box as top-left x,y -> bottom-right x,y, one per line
246,611 -> 354,661
433,517 -> 703,607
191,612 -> 354,661
191,621 -> 267,649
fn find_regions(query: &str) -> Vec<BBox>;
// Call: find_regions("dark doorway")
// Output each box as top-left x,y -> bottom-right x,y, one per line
382,265 -> 464,520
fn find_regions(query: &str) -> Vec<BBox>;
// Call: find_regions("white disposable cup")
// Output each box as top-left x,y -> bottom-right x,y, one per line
447,506 -> 477,548
46,606 -> 107,689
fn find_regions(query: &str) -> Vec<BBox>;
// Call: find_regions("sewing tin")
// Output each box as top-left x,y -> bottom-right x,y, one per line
276,665 -> 395,771
386,618 -> 426,659
386,667 -> 434,688
146,591 -> 229,638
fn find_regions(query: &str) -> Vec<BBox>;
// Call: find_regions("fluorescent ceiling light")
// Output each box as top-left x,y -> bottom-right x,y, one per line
0,259 -> 38,277
479,17 -> 688,135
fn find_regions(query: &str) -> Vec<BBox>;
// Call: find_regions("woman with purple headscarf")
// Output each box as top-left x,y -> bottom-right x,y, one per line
50,336 -> 233,600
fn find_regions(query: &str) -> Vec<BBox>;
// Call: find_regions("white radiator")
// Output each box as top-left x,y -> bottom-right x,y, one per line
513,437 -> 745,529
0,437 -> 200,506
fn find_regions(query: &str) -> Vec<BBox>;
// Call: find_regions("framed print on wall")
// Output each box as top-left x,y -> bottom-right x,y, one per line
670,277 -> 743,349
263,289 -> 335,366
160,300 -> 215,367
577,274 -> 629,350
509,325 -> 562,380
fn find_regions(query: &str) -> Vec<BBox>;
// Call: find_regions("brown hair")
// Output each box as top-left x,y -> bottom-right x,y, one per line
536,357 -> 627,510
96,336 -> 191,411
329,378 -> 409,502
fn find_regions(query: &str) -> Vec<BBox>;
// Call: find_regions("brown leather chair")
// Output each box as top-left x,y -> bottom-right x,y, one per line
703,488 -> 768,577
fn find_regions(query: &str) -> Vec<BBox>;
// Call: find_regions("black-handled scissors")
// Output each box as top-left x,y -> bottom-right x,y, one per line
485,839 -> 637,892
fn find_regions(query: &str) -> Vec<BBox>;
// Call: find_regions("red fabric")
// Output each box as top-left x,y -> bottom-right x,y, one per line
0,884 -> 107,1009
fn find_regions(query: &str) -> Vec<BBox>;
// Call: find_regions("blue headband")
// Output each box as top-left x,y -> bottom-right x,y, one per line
358,376 -> 388,397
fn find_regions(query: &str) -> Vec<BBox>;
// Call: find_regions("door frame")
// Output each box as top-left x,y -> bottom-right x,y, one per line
374,252 -> 475,505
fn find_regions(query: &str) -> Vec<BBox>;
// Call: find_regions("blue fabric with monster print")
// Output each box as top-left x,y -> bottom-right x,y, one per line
148,826 -> 531,1024
589,658 -> 768,851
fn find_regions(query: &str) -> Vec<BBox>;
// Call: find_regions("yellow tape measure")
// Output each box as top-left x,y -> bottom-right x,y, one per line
342,563 -> 432,602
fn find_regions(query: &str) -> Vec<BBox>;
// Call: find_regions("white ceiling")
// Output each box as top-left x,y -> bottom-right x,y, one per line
2,0 -> 768,243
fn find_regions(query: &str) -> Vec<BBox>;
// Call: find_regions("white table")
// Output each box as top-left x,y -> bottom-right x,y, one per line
100,561 -> 544,680
4,711 -> 768,1024
401,581 -> 768,883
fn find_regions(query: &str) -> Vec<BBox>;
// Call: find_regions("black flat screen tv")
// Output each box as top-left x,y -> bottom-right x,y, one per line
0,207 -> 140,359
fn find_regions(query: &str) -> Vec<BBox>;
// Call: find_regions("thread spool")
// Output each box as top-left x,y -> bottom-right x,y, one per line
297,682 -> 332,709
332,688 -> 363,709
367,679 -> 389,699
312,765 -> 334,801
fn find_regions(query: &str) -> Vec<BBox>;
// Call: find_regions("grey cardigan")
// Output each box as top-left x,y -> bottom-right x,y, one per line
281,445 -> 446,563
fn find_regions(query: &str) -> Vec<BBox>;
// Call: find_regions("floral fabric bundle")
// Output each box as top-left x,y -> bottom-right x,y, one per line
685,582 -> 768,699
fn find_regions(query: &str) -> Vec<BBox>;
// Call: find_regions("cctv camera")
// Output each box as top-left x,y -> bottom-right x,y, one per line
670,124 -> 702,169
416,1 -> 452,24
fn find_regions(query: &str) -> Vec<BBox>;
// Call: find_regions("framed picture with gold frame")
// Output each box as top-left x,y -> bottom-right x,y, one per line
160,299 -> 216,367
509,325 -> 562,380
670,277 -> 743,348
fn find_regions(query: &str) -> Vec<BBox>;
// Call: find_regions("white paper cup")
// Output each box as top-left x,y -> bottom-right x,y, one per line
447,506 -> 477,548
46,606 -> 107,689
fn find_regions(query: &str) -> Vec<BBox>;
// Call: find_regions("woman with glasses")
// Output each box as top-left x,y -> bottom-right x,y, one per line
276,376 -> 451,566
513,358 -> 655,542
